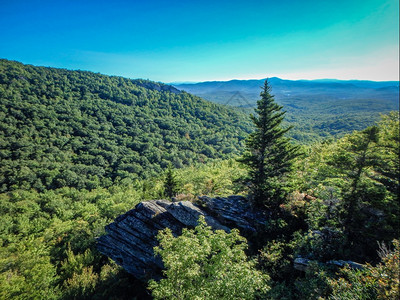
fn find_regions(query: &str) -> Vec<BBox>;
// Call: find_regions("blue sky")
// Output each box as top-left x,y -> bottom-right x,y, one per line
0,0 -> 398,82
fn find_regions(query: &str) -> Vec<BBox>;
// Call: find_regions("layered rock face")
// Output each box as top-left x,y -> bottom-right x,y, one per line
97,196 -> 266,281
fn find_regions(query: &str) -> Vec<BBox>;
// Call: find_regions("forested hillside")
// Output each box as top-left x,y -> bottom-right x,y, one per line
175,78 -> 399,142
0,59 -> 398,299
0,59 -> 252,192
0,113 -> 398,299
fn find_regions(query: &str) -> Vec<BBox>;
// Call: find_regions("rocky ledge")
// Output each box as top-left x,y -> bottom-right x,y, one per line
97,196 -> 266,281
294,257 -> 364,272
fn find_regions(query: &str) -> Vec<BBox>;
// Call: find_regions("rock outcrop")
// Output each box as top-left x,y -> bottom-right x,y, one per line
294,257 -> 365,272
97,196 -> 266,281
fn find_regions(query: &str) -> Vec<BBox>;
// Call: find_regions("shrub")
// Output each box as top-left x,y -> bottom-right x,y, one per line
148,216 -> 270,299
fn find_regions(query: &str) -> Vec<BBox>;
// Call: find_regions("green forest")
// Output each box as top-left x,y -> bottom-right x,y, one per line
0,59 -> 252,192
0,60 -> 398,299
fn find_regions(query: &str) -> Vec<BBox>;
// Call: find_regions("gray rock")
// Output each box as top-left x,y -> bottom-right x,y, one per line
198,195 -> 267,235
97,196 -> 266,281
294,257 -> 313,272
327,260 -> 365,270
294,257 -> 365,272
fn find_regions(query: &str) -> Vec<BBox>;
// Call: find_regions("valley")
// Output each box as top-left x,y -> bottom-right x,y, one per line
175,77 -> 399,142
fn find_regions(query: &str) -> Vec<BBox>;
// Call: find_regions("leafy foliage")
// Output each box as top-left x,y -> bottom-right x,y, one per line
0,59 -> 252,192
0,186 -> 149,299
0,160 -> 248,299
148,216 -> 269,300
256,112 -> 399,298
328,240 -> 399,300
141,159 -> 248,200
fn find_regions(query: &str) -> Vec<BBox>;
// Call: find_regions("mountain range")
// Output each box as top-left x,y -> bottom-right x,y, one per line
174,77 -> 398,103
174,78 -> 399,142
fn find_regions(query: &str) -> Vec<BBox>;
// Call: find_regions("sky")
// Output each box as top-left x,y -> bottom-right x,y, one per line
0,0 -> 398,82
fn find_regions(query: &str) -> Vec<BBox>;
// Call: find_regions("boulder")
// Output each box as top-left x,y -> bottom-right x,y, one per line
97,196 -> 266,281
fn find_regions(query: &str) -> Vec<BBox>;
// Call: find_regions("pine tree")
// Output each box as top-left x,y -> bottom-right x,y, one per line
164,165 -> 178,199
240,79 -> 299,212
328,125 -> 383,250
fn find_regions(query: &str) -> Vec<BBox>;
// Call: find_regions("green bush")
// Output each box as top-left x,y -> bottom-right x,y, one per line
148,216 -> 270,299
328,240 -> 399,300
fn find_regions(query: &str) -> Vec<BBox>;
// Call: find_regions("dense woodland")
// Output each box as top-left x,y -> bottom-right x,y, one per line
0,59 -> 252,192
0,60 -> 398,299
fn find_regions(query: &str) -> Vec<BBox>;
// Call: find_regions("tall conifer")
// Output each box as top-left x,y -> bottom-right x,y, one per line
240,79 -> 299,211
164,165 -> 178,199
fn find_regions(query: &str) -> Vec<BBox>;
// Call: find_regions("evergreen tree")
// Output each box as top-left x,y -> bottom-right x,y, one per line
240,79 -> 299,212
340,126 -> 380,231
164,165 -> 178,199
327,125 -> 399,259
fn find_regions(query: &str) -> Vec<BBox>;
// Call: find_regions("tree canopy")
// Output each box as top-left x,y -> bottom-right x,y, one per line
0,59 -> 252,192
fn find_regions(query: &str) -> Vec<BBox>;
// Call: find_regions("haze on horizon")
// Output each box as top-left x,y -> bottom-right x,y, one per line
0,0 -> 398,83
